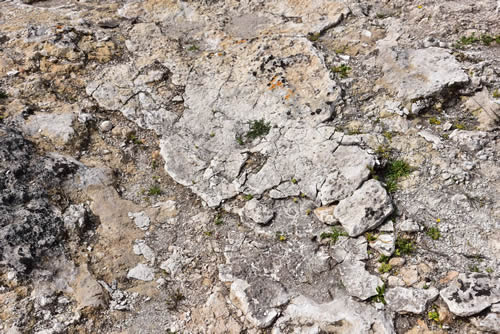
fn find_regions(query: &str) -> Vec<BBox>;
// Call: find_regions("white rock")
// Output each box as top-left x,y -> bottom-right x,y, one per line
100,120 -> 113,132
338,260 -> 383,300
334,179 -> 393,237
128,211 -> 150,230
240,199 -> 274,225
385,287 -> 439,314
127,263 -> 154,281
371,233 -> 395,256
440,273 -> 500,317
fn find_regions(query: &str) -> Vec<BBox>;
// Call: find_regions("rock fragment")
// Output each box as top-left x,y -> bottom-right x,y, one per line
385,287 -> 439,314
334,179 -> 393,236
240,199 -> 274,225
440,273 -> 500,316
338,260 -> 383,300
127,263 -> 155,281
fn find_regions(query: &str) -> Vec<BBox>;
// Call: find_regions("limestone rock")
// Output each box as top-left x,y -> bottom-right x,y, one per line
471,312 -> 500,333
378,47 -> 468,101
240,199 -> 274,225
230,278 -> 289,329
314,205 -> 338,225
399,219 -> 420,232
128,211 -> 151,230
385,287 -> 439,314
71,264 -> 108,311
127,263 -> 155,281
370,233 -> 395,256
273,294 -> 395,333
400,265 -> 419,286
24,112 -> 75,145
334,179 -> 393,237
440,273 -> 500,316
338,260 -> 383,300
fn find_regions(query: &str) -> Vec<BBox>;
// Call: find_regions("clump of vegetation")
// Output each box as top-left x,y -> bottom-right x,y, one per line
383,131 -> 393,141
375,144 -> 391,160
291,177 -> 298,184
214,213 -> 224,225
453,122 -> 466,130
469,265 -> 479,273
166,288 -> 185,310
331,64 -> 351,78
365,232 -> 377,242
384,159 -> 412,193
429,117 -> 441,125
395,237 -> 414,256
188,44 -> 199,51
305,208 -> 312,216
320,227 -> 348,244
493,89 -> 500,98
128,133 -> 143,145
276,232 -> 287,242
378,255 -> 390,263
428,308 -> 440,323
371,284 -> 386,304
307,33 -> 320,42
0,90 -> 8,99
243,194 -> 254,201
147,185 -> 162,196
379,262 -> 392,273
427,227 -> 441,240
246,119 -> 271,141
454,33 -> 500,48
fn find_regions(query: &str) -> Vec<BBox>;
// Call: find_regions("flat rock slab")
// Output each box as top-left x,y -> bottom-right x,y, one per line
378,47 -> 468,101
440,273 -> 500,317
334,179 -> 393,237
386,287 -> 439,314
338,260 -> 383,300
274,294 -> 395,333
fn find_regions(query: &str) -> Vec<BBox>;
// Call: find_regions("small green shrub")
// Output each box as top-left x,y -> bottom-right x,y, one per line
331,64 -> 351,78
372,284 -> 386,304
379,263 -> 392,273
148,185 -> 162,196
307,33 -> 320,42
428,309 -> 440,323
0,90 -> 8,99
246,119 -> 271,140
365,232 -> 377,242
320,227 -> 348,244
214,213 -> 224,225
395,237 -> 414,256
429,117 -> 441,125
243,194 -> 254,201
427,227 -> 441,240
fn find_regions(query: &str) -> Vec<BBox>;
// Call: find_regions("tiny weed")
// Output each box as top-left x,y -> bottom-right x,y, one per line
331,64 -> 351,78
428,309 -> 440,323
166,289 -> 185,310
307,33 -> 320,42
469,265 -> 480,273
493,89 -> 500,98
292,197 -> 298,203
320,227 -> 348,244
375,145 -> 391,160
148,185 -> 162,196
188,45 -> 199,51
395,237 -> 414,256
276,232 -> 287,242
214,213 -> 224,225
486,267 -> 494,274
454,122 -> 466,130
348,128 -> 361,135
204,231 -> 213,237
378,255 -> 390,263
243,194 -> 254,201
383,160 -> 412,193
365,232 -> 377,242
383,131 -> 393,141
427,227 -> 441,240
236,135 -> 244,145
372,284 -> 386,304
379,262 -> 392,273
246,119 -> 271,141
305,208 -> 312,216
128,134 -> 143,145
0,90 -> 8,99
429,117 -> 441,125
291,177 -> 298,184
209,132 -> 215,137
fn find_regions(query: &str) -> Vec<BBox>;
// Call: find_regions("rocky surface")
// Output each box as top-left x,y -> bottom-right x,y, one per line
0,0 -> 499,333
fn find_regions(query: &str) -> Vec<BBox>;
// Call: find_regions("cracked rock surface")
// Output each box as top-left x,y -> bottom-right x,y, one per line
0,0 -> 499,333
